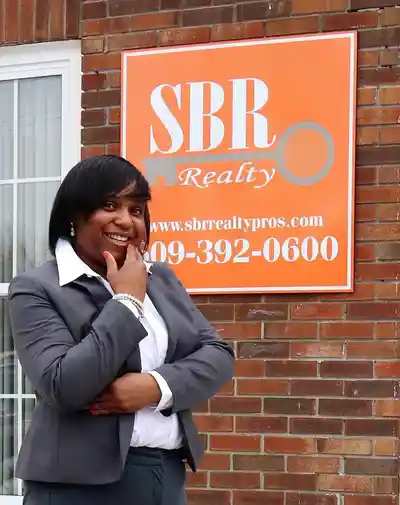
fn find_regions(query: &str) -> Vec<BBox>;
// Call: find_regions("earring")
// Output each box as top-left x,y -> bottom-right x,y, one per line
70,223 -> 75,237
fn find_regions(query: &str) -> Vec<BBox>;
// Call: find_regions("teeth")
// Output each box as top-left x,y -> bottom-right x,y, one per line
107,234 -> 128,242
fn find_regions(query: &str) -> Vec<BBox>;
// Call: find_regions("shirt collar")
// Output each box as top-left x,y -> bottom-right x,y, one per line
55,238 -> 152,287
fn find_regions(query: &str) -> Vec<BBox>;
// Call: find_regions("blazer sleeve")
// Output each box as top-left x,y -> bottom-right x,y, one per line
154,264 -> 235,414
8,273 -> 147,411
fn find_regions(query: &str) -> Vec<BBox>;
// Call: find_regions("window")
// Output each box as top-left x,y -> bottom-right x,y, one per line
0,40 -> 81,503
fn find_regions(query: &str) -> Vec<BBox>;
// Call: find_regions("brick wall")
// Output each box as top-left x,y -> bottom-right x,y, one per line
2,1 -> 400,504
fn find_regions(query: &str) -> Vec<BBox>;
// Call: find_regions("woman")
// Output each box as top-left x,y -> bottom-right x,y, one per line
8,155 -> 234,505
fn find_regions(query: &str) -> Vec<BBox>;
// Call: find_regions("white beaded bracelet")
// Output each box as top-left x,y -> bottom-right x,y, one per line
113,293 -> 144,316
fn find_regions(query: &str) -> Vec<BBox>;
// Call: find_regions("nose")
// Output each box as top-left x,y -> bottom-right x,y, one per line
114,207 -> 133,231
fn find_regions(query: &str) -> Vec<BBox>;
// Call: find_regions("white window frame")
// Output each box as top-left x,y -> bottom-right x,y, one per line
0,40 -> 81,504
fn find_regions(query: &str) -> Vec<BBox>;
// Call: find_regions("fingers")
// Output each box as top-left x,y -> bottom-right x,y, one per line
103,251 -> 118,276
125,243 -> 141,263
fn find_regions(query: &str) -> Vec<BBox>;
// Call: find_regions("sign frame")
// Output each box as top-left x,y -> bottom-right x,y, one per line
121,31 -> 357,295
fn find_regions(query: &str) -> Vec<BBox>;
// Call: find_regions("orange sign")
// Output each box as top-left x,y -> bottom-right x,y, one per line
121,32 -> 357,294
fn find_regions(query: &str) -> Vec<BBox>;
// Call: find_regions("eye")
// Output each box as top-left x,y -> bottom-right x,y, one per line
103,201 -> 116,211
131,206 -> 144,216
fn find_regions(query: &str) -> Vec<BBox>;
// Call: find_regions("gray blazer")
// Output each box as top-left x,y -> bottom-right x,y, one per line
8,261 -> 234,485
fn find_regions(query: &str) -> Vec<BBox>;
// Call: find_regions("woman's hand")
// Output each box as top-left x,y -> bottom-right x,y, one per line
87,373 -> 161,415
104,244 -> 147,302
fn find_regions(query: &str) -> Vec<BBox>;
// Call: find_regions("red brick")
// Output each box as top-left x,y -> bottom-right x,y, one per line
264,322 -> 317,339
233,454 -> 284,471
264,398 -> 315,416
323,11 -> 379,30
264,360 -> 318,377
81,145 -> 106,159
81,109 -> 106,127
344,496 -> 396,505
238,341 -> 289,359
35,0 -> 50,40
291,342 -> 344,358
351,0 -> 399,8
214,323 -> 261,340
235,359 -> 265,377
378,166 -> 400,184
357,185 -> 399,203
108,107 -> 121,124
82,89 -> 120,109
236,416 -> 287,434
19,0 -> 35,42
347,302 -> 400,320
265,473 -> 317,491
319,399 -> 372,417
290,418 -> 343,435
159,27 -> 211,46
359,67 -> 400,86
356,263 -> 400,282
183,6 -> 234,26
290,380 -> 343,397
82,73 -> 107,90
235,303 -> 288,321
345,457 -> 398,476
357,88 -> 378,105
266,16 -> 319,36
237,379 -> 288,396
66,0 -> 80,37
210,435 -> 261,452
357,107 -> 400,126
211,21 -> 265,42
108,32 -> 157,50
83,53 -> 121,72
347,341 -> 400,358
375,399 -> 400,417
5,0 -> 19,42
49,0 -> 64,40
264,437 -> 316,454
345,380 -> 398,398
237,1 -> 290,22
375,439 -> 399,456
381,7 -> 400,26
232,491 -> 284,505
82,37 -> 105,54
195,415 -> 233,432
376,322 -> 400,339
197,304 -> 234,321
380,86 -> 400,105
186,471 -> 207,487
83,1 -> 107,19
210,471 -> 260,489
317,438 -> 372,455
82,126 -> 120,144
210,397 -> 261,414
320,322 -> 373,339
358,26 -> 400,49
187,489 -> 230,505
376,361 -> 400,378
320,361 -> 373,378
346,418 -> 399,437
288,495 -> 339,505
317,475 -> 373,493
109,0 -> 159,16
132,11 -> 178,30
292,0 -> 348,13
82,19 -> 108,36
288,456 -> 340,474
197,453 -> 230,470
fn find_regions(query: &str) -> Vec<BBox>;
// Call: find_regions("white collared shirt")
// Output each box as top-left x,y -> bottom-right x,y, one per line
55,239 -> 182,449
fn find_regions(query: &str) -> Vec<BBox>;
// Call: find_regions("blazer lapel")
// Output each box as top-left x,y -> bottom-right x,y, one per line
146,271 -> 177,363
71,275 -> 112,312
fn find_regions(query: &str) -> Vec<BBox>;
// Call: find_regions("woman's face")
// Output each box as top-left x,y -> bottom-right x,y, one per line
73,187 -> 147,272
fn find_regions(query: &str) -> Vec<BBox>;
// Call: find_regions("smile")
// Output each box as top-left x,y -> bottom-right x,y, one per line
104,233 -> 130,246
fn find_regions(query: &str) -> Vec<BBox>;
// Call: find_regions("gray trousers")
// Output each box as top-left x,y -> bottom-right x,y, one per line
23,447 -> 187,505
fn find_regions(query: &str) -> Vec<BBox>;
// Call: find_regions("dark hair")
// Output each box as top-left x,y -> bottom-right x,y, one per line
49,155 -> 151,255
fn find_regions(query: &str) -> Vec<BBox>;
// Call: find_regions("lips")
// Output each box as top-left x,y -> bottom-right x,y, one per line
104,233 -> 131,247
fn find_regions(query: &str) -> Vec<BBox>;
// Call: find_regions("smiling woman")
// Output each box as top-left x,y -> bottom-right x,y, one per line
7,154 -> 234,505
